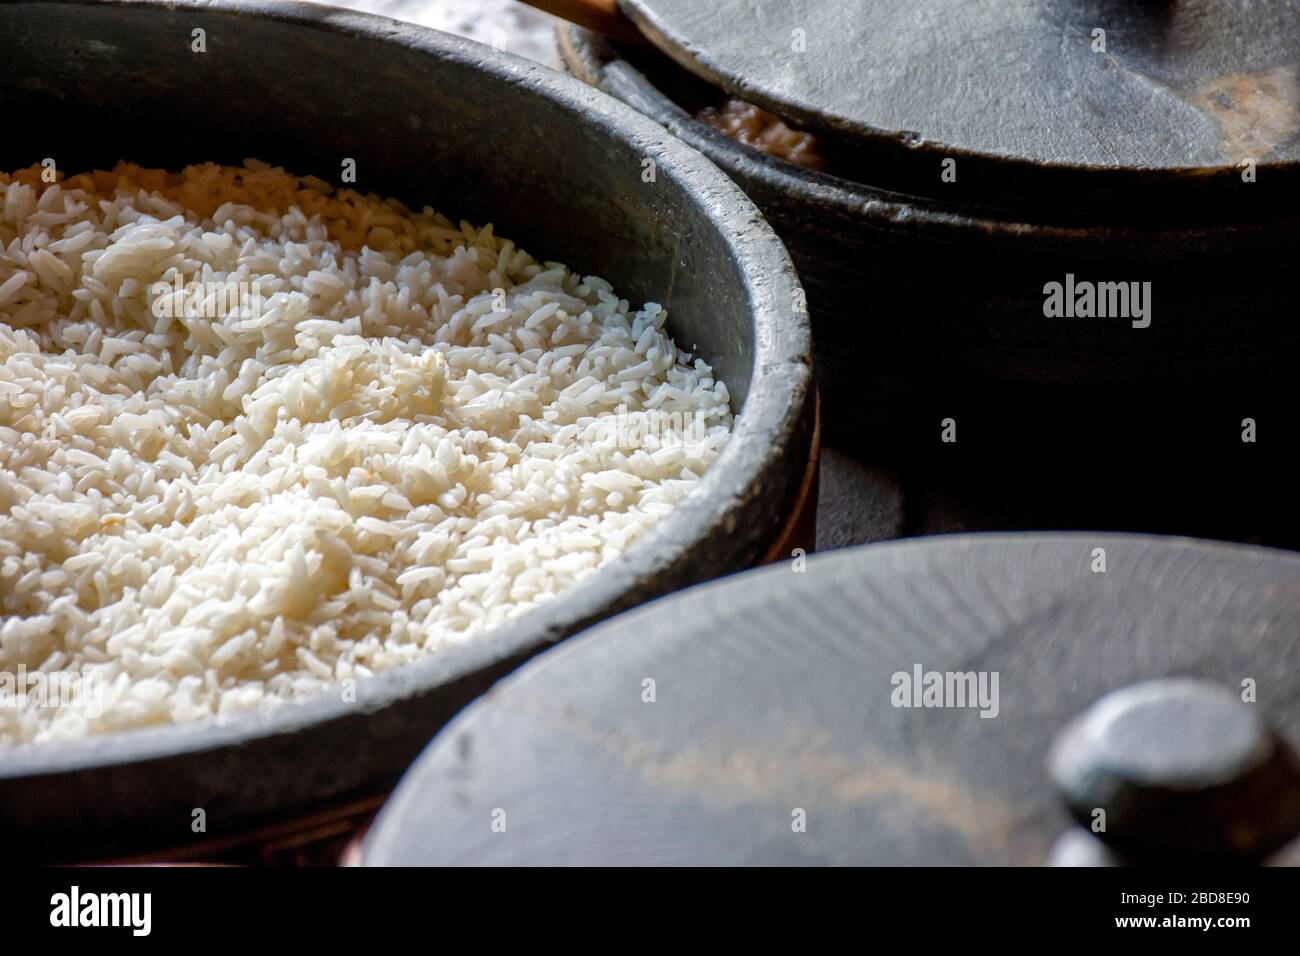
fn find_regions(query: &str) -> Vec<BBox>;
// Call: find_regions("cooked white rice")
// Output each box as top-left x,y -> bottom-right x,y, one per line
0,161 -> 731,743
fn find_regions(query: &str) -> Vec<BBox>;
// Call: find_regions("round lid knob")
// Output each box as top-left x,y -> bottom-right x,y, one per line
1050,678 -> 1300,862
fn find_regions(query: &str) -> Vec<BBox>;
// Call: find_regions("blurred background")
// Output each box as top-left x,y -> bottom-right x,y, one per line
319,0 -> 560,63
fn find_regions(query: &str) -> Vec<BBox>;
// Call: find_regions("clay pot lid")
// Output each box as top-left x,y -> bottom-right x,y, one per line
362,534 -> 1300,865
617,0 -> 1300,198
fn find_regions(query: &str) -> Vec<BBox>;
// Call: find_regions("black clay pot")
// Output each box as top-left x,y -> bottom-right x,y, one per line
362,533 -> 1300,866
0,0 -> 813,861
558,25 -> 1300,434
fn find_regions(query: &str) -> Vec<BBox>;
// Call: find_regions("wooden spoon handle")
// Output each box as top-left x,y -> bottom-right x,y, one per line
516,0 -> 645,44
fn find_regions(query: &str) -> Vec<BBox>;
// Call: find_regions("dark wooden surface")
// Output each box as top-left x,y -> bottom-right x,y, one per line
362,534 -> 1300,865
619,0 -> 1300,176
814,383 -> 1300,553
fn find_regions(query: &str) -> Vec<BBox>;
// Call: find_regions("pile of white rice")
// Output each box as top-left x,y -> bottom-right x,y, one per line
0,161 -> 732,744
